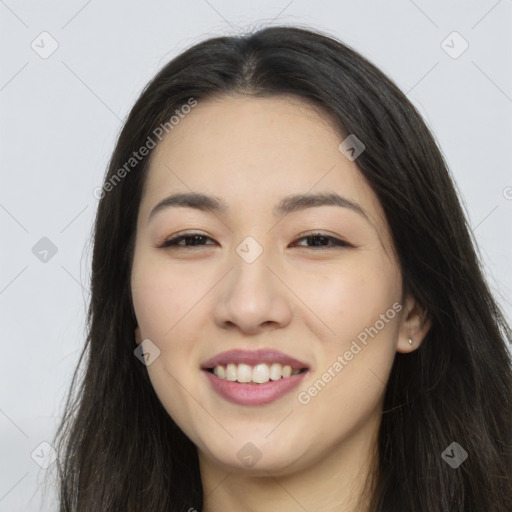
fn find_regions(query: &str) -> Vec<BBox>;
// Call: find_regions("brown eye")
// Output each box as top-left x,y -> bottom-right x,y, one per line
291,233 -> 351,249
159,233 -> 216,248
157,231 -> 351,250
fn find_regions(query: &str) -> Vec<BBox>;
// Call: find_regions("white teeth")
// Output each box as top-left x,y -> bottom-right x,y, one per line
237,363 -> 252,383
225,363 -> 237,381
213,365 -> 225,379
210,363 -> 304,384
253,363 -> 270,383
269,363 -> 282,381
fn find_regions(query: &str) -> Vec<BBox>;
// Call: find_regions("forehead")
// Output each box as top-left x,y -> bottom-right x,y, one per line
151,94 -> 345,168
141,95 -> 388,236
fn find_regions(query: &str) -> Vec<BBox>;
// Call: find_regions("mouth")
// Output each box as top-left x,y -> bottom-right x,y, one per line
201,349 -> 310,405
204,364 -> 308,385
201,348 -> 310,383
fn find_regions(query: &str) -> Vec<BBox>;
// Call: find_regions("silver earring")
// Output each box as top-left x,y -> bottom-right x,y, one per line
408,338 -> 413,345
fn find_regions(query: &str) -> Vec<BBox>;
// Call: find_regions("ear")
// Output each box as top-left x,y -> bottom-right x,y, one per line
396,294 -> 431,353
134,326 -> 142,345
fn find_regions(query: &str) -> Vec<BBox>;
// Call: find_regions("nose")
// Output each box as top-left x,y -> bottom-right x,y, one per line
213,251 -> 293,335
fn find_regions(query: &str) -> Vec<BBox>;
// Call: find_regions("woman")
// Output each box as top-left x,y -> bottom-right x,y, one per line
50,25 -> 512,511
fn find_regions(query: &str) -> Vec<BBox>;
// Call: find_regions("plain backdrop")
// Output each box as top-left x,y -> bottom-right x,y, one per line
1,1 -> 511,510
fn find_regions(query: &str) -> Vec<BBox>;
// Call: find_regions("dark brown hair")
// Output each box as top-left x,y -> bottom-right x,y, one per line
50,25 -> 512,511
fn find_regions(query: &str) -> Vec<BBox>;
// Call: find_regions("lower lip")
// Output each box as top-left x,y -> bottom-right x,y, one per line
203,370 -> 308,406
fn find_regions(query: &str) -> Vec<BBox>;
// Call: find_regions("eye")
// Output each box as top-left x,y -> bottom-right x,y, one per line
157,231 -> 351,250
290,232 -> 351,249
158,232 -> 216,248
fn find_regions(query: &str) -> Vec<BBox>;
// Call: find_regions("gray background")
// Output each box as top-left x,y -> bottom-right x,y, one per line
1,1 -> 511,510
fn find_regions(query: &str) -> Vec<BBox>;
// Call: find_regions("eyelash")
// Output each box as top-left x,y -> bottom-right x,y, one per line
158,231 -> 351,250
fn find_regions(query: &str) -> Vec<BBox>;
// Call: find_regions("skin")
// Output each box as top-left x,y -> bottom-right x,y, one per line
130,95 -> 430,512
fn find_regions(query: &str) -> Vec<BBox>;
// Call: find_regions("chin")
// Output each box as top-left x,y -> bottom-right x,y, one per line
198,435 -> 309,475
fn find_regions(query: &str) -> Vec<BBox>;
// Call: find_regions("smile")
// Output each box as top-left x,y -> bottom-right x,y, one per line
209,363 -> 306,384
203,369 -> 308,405
201,348 -> 310,405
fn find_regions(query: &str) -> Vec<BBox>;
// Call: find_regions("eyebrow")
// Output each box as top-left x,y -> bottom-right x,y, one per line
147,191 -> 369,223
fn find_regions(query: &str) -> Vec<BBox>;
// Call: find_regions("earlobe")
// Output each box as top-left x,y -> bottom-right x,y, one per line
134,326 -> 142,345
396,295 -> 431,353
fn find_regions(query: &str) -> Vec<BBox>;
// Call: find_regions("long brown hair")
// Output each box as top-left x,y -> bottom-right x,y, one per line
50,25 -> 512,511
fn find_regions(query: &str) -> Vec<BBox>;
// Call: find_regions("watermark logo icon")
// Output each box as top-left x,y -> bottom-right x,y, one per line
31,441 -> 57,469
339,134 -> 365,161
31,31 -> 59,59
236,236 -> 263,264
32,237 -> 58,263
441,32 -> 469,59
236,442 -> 262,467
442,442 -> 468,469
134,339 -> 161,366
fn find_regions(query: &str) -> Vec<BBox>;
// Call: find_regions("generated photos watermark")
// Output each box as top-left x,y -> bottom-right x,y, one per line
93,97 -> 198,200
297,301 -> 403,405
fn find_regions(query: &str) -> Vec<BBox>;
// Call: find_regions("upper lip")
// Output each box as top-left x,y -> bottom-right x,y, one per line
201,349 -> 309,371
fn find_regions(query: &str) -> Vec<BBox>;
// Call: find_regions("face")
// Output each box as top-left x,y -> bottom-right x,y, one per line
130,95 -> 420,476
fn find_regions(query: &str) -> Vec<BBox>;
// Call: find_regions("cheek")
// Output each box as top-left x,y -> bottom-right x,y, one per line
297,267 -> 401,430
299,257 -> 402,406
131,255 -> 208,341
130,253 -> 214,378
295,258 -> 401,342
131,259 -> 209,430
